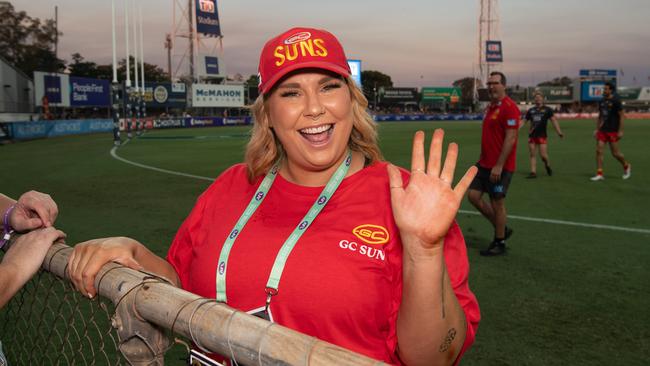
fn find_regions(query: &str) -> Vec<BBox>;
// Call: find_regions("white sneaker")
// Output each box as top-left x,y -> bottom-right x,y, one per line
623,165 -> 631,180
590,174 -> 605,181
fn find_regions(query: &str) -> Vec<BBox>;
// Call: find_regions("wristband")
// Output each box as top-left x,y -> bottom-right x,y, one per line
0,204 -> 16,249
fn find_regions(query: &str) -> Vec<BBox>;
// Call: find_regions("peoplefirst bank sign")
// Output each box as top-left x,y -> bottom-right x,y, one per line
192,84 -> 244,107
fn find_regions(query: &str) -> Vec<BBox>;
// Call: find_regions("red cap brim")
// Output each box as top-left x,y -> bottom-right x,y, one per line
260,61 -> 351,95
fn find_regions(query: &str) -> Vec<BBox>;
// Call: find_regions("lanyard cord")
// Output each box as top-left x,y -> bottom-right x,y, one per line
216,150 -> 352,304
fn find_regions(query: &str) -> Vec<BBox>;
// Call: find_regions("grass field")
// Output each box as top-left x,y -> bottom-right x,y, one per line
1,119 -> 649,365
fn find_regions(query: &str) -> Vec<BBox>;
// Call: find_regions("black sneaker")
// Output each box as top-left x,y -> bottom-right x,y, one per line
505,226 -> 513,240
545,164 -> 553,176
480,241 -> 507,256
526,172 -> 537,179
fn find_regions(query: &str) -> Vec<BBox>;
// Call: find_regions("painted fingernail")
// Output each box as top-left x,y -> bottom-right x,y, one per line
88,293 -> 94,299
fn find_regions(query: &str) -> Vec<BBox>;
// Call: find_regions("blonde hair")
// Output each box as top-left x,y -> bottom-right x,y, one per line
244,76 -> 382,181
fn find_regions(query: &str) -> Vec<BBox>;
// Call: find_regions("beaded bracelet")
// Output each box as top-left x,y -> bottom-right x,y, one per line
0,204 -> 16,250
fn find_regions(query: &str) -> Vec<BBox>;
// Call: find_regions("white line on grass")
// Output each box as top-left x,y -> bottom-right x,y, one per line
110,145 -> 649,235
458,210 -> 650,235
110,145 -> 214,182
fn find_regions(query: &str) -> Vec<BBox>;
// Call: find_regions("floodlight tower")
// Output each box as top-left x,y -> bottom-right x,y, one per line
170,0 -> 224,84
477,0 -> 502,84
170,0 -> 194,82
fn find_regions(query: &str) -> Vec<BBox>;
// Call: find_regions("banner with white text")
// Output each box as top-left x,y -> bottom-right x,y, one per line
192,84 -> 245,107
195,0 -> 221,36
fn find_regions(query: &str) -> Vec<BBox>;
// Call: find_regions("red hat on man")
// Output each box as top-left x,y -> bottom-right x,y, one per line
257,27 -> 351,95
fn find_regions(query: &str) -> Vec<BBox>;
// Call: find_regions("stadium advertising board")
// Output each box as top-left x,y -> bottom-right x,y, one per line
7,119 -> 113,140
347,60 -> 362,87
205,56 -> 219,75
197,55 -> 225,78
380,88 -> 418,104
533,86 -> 573,103
35,72 -> 109,107
189,116 -> 252,127
579,69 -> 616,78
44,75 -> 63,103
153,117 -> 185,129
148,116 -> 253,130
195,0 -> 221,36
373,114 -> 483,122
421,87 -> 461,104
616,87 -> 641,101
639,87 -> 650,102
506,87 -> 527,103
69,77 -> 110,107
192,84 -> 245,107
144,83 -> 187,108
34,71 -> 70,106
581,81 -> 606,102
485,40 -> 503,62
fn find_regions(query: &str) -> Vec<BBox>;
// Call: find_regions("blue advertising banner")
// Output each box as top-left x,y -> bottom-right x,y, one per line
149,116 -> 252,129
144,83 -> 187,108
7,119 -> 114,140
187,116 -> 252,128
579,69 -> 616,77
486,41 -> 503,62
581,81 -> 606,102
44,75 -> 62,103
70,77 -> 110,106
205,56 -> 219,75
196,0 -> 221,36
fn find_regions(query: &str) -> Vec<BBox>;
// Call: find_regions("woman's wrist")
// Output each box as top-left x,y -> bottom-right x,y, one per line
401,235 -> 445,262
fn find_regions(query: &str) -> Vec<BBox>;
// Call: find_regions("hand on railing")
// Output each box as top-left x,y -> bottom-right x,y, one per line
68,237 -> 144,299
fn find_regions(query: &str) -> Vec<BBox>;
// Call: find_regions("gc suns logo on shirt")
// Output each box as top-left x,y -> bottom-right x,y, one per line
507,119 -> 517,126
338,224 -> 389,261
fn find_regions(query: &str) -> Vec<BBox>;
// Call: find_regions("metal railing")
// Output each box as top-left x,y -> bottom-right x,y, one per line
0,241 -> 385,366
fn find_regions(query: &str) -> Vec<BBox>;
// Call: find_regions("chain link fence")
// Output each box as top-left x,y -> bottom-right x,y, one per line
0,268 -> 123,365
0,242 -> 384,366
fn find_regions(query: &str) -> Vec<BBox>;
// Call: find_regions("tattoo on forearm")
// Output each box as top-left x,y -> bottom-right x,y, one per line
438,328 -> 457,353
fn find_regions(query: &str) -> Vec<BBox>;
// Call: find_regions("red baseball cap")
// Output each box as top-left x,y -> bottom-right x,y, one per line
257,27 -> 351,95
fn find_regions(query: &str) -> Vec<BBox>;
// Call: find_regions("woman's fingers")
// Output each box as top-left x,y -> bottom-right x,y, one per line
454,166 -> 479,198
441,142 -> 458,184
68,240 -> 96,294
67,238 -> 143,298
75,248 -> 96,297
117,256 -> 143,272
387,164 -> 405,196
410,131 -> 426,173
427,129 -> 444,177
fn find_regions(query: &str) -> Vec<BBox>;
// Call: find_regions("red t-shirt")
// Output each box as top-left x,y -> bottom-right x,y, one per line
479,96 -> 520,172
167,162 -> 480,365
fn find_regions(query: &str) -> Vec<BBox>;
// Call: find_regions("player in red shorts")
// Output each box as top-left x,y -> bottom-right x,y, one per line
523,92 -> 564,178
591,82 -> 631,181
468,71 -> 519,256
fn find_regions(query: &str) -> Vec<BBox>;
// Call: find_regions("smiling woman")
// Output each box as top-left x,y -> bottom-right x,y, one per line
67,26 -> 480,366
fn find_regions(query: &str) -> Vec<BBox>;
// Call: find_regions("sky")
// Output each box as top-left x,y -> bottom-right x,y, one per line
10,0 -> 650,88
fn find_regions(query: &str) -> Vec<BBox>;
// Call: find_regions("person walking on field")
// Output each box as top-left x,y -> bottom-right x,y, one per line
467,71 -> 519,256
591,82 -> 631,181
524,92 -> 564,178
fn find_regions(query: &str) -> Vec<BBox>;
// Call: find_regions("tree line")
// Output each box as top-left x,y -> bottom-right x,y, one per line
0,2 -> 168,82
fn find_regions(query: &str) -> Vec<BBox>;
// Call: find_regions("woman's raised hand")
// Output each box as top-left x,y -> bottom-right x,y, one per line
387,129 -> 477,257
